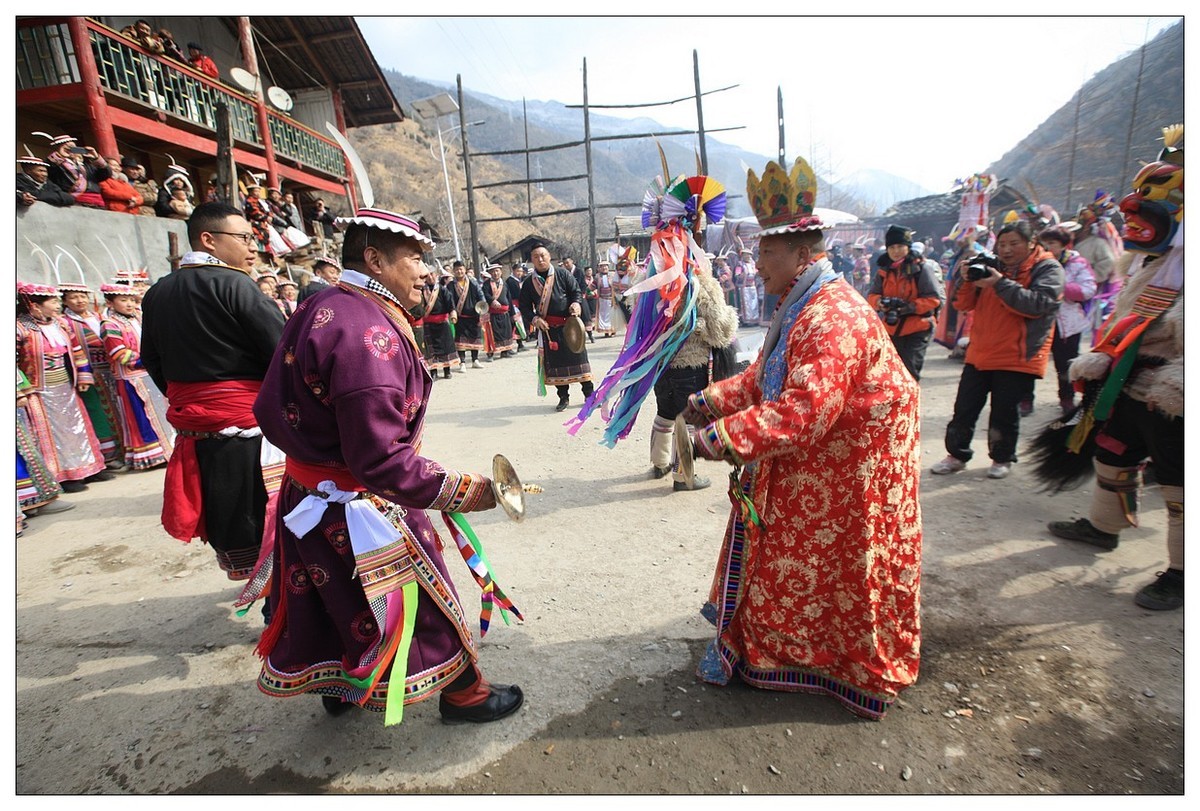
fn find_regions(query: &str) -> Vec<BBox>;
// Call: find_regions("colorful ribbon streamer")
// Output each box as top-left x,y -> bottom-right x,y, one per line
442,511 -> 523,635
727,467 -> 762,528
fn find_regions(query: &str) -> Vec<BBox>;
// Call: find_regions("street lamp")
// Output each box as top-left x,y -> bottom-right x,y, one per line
410,92 -> 479,262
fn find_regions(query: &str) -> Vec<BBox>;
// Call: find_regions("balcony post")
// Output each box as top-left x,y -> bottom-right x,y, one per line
331,86 -> 357,209
238,17 -> 279,190
67,17 -> 118,158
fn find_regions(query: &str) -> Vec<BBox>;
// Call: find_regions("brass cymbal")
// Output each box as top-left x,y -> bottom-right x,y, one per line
474,300 -> 488,316
492,454 -> 528,522
563,315 -> 587,354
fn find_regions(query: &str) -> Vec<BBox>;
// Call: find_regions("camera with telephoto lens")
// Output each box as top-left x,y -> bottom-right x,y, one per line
879,296 -> 906,326
964,250 -> 1001,281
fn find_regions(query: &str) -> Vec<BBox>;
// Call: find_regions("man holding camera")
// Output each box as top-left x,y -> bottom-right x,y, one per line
867,225 -> 945,381
931,220 -> 1063,479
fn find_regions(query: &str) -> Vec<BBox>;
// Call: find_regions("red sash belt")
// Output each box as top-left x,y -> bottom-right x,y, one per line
489,304 -> 508,314
285,457 -> 366,493
424,312 -> 450,324
545,315 -> 569,327
162,380 -> 261,542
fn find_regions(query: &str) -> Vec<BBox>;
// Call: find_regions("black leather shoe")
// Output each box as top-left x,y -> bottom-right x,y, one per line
85,469 -> 116,483
651,466 -> 670,479
321,695 -> 358,716
61,480 -> 88,493
555,397 -> 569,412
439,684 -> 524,725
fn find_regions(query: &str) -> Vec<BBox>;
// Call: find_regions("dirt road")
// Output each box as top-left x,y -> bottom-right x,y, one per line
13,327 -> 1183,795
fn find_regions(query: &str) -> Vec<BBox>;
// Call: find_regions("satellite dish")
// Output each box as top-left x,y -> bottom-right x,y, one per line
266,86 -> 294,113
229,67 -> 261,95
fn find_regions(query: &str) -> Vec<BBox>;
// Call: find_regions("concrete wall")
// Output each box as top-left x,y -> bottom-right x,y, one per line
16,204 -> 188,286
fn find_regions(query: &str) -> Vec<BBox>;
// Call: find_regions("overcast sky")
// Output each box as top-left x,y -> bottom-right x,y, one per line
358,12 -> 1180,194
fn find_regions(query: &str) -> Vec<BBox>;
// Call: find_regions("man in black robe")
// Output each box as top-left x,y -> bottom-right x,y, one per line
141,201 -> 286,584
450,260 -> 487,368
518,245 -> 594,411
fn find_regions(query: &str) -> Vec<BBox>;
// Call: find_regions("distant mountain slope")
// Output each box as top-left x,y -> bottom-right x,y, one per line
987,21 -> 1182,218
345,22 -> 1181,262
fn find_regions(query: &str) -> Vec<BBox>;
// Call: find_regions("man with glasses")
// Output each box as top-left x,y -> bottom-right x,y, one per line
141,202 -> 286,596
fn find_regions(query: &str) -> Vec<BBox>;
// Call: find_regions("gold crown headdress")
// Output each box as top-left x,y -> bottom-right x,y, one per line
746,157 -> 826,236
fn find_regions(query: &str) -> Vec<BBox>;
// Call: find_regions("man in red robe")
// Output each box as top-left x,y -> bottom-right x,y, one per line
683,157 -> 922,720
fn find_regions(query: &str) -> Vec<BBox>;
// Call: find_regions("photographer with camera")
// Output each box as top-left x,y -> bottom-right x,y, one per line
867,224 -> 945,380
931,220 -> 1063,479
40,133 -> 111,209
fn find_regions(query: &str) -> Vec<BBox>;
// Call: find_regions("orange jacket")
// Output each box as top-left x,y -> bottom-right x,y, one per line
953,245 -> 1063,376
866,256 -> 945,337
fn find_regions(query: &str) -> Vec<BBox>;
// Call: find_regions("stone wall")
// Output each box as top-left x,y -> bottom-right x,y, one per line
16,204 -> 187,286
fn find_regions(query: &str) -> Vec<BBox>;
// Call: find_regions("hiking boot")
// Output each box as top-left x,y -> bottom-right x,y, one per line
987,462 -> 1012,479
673,475 -> 712,492
931,455 -> 966,475
1133,569 -> 1183,610
1047,518 -> 1119,550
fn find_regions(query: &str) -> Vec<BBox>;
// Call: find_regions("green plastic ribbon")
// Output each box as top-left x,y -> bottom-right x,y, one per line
449,511 -> 515,627
384,581 -> 419,726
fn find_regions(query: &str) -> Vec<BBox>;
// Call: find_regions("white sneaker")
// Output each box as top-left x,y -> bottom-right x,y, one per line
931,455 -> 966,475
471,360 -> 483,369
987,462 -> 1012,479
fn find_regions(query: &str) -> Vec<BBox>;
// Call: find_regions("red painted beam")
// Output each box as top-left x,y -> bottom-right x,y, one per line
67,17 -> 118,158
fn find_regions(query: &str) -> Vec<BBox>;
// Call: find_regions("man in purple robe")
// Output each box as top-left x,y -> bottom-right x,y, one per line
252,206 -> 524,724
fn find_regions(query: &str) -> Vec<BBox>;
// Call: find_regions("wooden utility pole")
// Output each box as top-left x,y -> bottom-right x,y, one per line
1064,88 -> 1083,214
458,75 -> 481,270
523,98 -> 532,218
583,58 -> 597,265
215,101 -> 237,206
167,232 -> 182,273
693,50 -> 708,174
777,86 -> 786,165
1119,24 -> 1150,194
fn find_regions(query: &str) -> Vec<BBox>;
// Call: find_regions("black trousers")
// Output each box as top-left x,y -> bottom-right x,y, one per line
654,364 -> 710,419
1095,394 -> 1184,487
1051,331 -> 1083,402
556,381 -> 594,399
194,434 -> 267,575
944,364 -> 1037,464
891,329 -> 933,381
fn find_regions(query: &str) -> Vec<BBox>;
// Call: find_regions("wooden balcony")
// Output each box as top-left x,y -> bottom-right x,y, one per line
16,17 -> 346,180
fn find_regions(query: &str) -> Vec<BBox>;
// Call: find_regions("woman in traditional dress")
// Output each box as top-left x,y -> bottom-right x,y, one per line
594,260 -> 616,337
101,285 -> 175,470
16,282 -> 106,492
60,283 -> 125,467
16,369 -> 71,521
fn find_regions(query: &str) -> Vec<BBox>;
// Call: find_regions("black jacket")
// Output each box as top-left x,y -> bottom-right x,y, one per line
17,173 -> 76,207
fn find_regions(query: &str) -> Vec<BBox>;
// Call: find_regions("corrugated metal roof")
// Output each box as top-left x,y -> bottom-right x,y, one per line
232,17 -> 403,128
